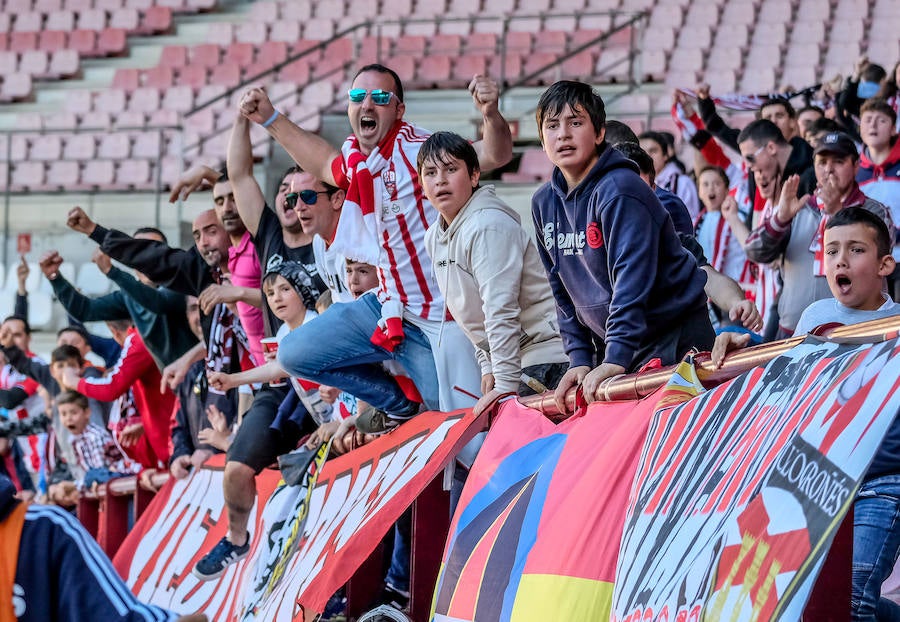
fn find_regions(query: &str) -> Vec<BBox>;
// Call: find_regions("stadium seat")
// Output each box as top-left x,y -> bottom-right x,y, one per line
10,162 -> 45,191
834,0 -> 869,18
1,73 -> 32,102
178,64 -> 208,90
712,23 -> 749,51
68,29 -> 98,55
140,6 -> 173,35
210,63 -> 241,87
46,9 -> 76,31
790,19 -> 825,45
235,22 -> 267,45
13,12 -> 44,33
97,28 -> 127,55
278,58 -> 311,84
127,86 -> 161,113
109,7 -> 140,31
37,30 -> 67,53
46,160 -> 81,189
0,53 -> 18,77
561,51 -> 596,81
394,35 -> 427,57
49,49 -> 79,77
27,291 -> 53,330
249,0 -> 279,22
116,158 -> 152,189
10,33 -> 39,53
98,133 -> 130,159
77,9 -> 108,31
704,69 -> 737,93
111,67 -> 140,91
501,148 -> 553,182
64,134 -> 98,159
533,30 -> 567,55
415,55 -> 453,88
76,262 -> 113,295
446,0 -> 480,15
720,2 -> 756,25
16,113 -> 43,129
452,54 -> 488,83
313,0 -> 346,20
80,111 -> 113,128
94,88 -> 127,114
269,20 -> 301,44
429,34 -> 462,56
706,46 -> 742,72
302,17 -> 335,40
30,135 -> 63,161
44,112 -> 78,129
160,85 -> 193,113
740,68 -> 776,92
523,52 -> 560,85
142,65 -> 174,89
464,32 -> 497,54
751,22 -> 787,47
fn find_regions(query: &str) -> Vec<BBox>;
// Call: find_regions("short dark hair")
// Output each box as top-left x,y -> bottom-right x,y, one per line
353,63 -> 404,102
604,120 -> 639,146
638,130 -> 668,152
56,390 -> 88,410
106,318 -> 133,333
860,98 -> 898,126
808,116 -> 843,137
51,344 -> 83,366
216,167 -> 229,183
613,141 -> 654,182
862,63 -> 887,85
536,80 -> 606,143
826,207 -> 893,257
759,97 -> 796,118
57,325 -> 90,343
417,131 -> 480,177
797,105 -> 825,118
737,119 -> 788,147
698,165 -> 730,187
2,315 -> 30,335
133,227 -> 167,243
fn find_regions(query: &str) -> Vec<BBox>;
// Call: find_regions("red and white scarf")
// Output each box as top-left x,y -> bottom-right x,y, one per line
329,120 -> 404,266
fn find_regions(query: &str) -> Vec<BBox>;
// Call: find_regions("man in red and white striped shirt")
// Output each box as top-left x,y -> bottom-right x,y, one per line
240,64 -> 513,432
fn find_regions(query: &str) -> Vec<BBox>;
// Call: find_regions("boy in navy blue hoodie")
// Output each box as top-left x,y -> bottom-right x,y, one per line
531,81 -> 715,409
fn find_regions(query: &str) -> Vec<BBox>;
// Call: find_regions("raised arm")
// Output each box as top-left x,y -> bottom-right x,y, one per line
469,75 -> 513,173
41,251 -> 131,323
227,114 -> 267,237
240,87 -> 339,187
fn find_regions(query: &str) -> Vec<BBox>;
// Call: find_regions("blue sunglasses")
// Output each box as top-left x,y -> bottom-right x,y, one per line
347,88 -> 395,105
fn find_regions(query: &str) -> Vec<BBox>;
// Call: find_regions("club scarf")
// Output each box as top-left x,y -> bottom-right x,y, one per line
809,185 -> 869,276
328,119 -> 405,266
207,302 -> 256,395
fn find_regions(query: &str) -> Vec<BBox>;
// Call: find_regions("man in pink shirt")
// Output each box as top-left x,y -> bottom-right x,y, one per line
198,169 -> 265,366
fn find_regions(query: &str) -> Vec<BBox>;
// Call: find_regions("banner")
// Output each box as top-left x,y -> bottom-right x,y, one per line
436,337 -> 900,621
114,407 -> 484,620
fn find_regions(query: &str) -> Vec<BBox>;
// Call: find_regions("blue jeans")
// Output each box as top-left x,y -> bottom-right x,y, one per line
853,474 -> 900,621
278,293 -> 440,413
386,508 -> 411,593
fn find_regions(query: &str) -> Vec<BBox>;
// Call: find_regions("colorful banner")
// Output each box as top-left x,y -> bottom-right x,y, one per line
114,407 -> 484,620
436,337 -> 900,621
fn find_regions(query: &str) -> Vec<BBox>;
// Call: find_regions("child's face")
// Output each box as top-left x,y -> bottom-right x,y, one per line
860,110 -> 896,150
824,223 -> 895,310
58,402 -> 90,435
540,104 -> 603,184
420,153 -> 479,222
346,262 -> 379,298
698,170 -> 728,211
639,138 -> 667,175
264,276 -> 305,327
50,360 -> 81,385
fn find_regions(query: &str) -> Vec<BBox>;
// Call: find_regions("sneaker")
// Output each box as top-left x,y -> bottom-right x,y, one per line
378,584 -> 410,611
356,406 -> 416,435
192,534 -> 251,581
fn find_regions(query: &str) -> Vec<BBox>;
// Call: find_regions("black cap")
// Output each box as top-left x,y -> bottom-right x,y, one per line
814,132 -> 859,161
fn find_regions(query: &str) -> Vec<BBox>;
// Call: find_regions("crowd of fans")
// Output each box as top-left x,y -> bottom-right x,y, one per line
0,53 -> 899,620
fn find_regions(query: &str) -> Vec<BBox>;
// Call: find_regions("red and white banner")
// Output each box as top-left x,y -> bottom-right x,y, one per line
114,407 -> 484,620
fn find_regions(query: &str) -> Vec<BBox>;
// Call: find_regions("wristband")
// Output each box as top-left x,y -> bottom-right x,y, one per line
261,109 -> 280,128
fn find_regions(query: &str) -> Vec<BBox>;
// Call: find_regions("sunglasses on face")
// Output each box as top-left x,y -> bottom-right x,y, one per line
285,189 -> 329,208
347,88 -> 394,105
744,143 -> 766,165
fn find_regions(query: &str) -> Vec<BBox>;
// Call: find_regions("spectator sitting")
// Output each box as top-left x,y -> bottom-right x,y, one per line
56,390 -> 138,493
419,131 -> 569,416
711,206 -> 899,621
744,131 -> 894,337
531,80 -> 715,408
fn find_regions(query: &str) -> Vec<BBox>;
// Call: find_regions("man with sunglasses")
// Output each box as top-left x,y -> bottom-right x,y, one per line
239,64 -> 513,435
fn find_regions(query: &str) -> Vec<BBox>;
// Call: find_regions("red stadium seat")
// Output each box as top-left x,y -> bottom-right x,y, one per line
9,33 -> 39,53
141,7 -> 172,34
415,55 -> 452,88
97,28 -> 127,55
501,148 -> 553,183
190,43 -> 220,67
68,30 -> 98,55
178,64 -> 208,90
452,54 -> 488,84
464,32 -> 497,54
533,30 -> 568,55
278,58 -> 311,84
143,65 -> 175,89
223,42 -> 255,67
429,34 -> 462,56
210,63 -> 240,87
560,51 -> 595,81
38,30 -> 68,52
522,52 -> 559,85
503,31 -> 532,54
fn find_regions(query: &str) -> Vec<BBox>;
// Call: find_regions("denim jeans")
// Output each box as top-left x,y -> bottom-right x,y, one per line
278,293 -> 440,413
385,508 -> 411,594
853,474 -> 900,621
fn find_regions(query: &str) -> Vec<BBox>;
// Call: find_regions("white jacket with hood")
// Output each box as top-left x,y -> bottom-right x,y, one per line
424,185 -> 567,394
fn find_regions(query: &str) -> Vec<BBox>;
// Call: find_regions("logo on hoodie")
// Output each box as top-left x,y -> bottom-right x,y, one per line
543,222 -> 585,256
586,222 -> 603,249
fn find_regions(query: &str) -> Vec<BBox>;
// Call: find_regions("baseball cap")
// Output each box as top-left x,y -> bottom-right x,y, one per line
814,132 -> 859,161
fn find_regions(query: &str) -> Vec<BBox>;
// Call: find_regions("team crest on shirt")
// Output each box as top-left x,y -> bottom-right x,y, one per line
382,169 -> 397,196
586,222 -> 603,249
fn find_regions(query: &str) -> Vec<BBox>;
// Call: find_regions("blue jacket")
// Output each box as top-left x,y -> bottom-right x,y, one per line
532,145 -> 708,370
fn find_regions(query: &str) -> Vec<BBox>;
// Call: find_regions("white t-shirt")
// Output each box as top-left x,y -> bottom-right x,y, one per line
793,296 -> 899,335
313,235 -> 354,303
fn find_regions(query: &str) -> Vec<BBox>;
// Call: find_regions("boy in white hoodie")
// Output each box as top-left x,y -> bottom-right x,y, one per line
421,132 -> 569,415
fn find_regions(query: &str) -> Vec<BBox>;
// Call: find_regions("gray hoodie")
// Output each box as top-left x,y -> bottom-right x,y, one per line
425,185 -> 567,393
